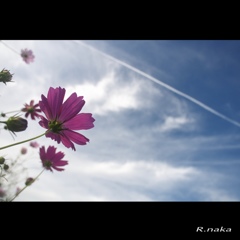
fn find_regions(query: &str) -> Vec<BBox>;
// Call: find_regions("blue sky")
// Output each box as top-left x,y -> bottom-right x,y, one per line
0,40 -> 240,201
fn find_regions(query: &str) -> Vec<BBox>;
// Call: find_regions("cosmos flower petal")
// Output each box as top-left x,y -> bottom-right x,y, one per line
46,145 -> 57,160
46,131 -> 62,144
52,166 -> 65,171
54,160 -> 68,166
59,93 -> 85,122
63,130 -> 89,145
30,114 -> 35,120
39,146 -> 47,161
39,116 -> 49,129
47,87 -> 65,119
52,151 -> 65,162
39,94 -> 53,120
60,133 -> 76,150
63,113 -> 95,130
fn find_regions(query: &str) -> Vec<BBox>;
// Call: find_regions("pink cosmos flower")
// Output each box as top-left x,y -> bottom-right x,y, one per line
30,141 -> 39,148
39,87 -> 95,151
22,100 -> 42,120
39,146 -> 68,172
21,48 -> 35,64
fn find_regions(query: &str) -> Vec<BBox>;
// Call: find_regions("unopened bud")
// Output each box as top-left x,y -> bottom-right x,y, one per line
3,164 -> 9,170
0,68 -> 14,85
25,177 -> 34,186
0,157 -> 5,164
5,116 -> 28,132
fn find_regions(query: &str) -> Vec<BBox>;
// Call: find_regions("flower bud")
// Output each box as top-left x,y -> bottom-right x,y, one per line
21,147 -> 27,155
25,177 -> 34,186
5,116 -> 28,132
30,141 -> 39,148
0,157 -> 5,164
3,164 -> 9,170
0,68 -> 14,85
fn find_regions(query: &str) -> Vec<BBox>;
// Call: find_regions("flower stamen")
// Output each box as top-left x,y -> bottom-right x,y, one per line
48,120 -> 63,133
43,160 -> 52,168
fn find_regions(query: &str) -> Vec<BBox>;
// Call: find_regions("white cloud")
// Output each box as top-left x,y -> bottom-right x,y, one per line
158,115 -> 194,132
15,159 -> 197,201
15,157 -> 238,201
64,68 -> 153,116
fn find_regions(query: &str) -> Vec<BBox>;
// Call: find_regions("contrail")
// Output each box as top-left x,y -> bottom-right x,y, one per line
73,40 -> 240,128
0,40 -> 20,55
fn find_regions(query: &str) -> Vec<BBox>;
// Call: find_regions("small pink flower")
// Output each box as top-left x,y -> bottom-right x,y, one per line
30,141 -> 39,148
21,147 -> 27,155
39,87 -> 95,151
21,48 -> 35,64
22,100 -> 42,120
39,146 -> 68,172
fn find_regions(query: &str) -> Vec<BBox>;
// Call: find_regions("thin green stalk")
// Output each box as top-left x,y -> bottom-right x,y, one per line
1,110 -> 21,115
0,131 -> 49,150
9,168 -> 45,202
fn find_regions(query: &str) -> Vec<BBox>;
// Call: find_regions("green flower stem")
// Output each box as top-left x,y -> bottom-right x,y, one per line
1,110 -> 20,115
9,168 -> 45,202
0,131 -> 49,150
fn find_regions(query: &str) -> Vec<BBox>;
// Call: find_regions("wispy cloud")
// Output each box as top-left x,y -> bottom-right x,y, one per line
157,116 -> 194,132
65,68 -> 144,115
16,157 -> 238,201
74,40 -> 240,128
